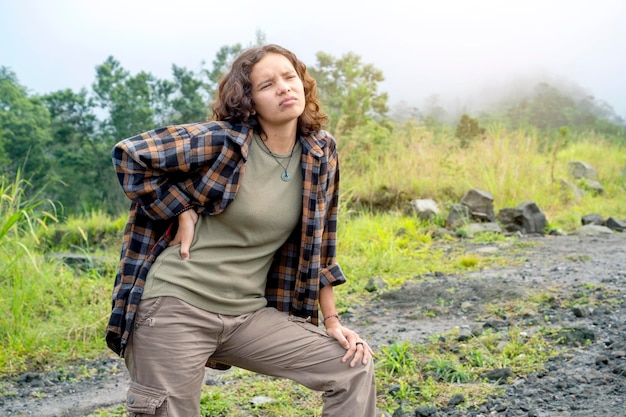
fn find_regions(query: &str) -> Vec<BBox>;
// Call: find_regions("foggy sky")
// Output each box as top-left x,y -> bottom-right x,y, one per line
2,0 -> 625,119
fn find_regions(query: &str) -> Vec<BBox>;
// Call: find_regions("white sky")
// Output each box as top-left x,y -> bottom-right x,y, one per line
2,0 -> 625,119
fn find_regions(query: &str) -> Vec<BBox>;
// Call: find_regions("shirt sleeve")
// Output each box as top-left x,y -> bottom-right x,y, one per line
319,133 -> 347,288
112,124 -> 218,220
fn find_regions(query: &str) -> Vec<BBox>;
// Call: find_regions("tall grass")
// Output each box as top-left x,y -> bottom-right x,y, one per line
339,121 -> 626,231
0,176 -> 116,375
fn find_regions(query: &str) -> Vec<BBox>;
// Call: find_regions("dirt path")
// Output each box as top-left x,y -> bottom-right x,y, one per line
2,232 -> 625,416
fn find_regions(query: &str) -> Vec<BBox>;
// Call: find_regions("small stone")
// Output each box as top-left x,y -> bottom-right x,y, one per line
595,355 -> 610,366
460,301 -> 474,312
484,368 -> 515,382
414,405 -> 437,416
493,400 -> 510,412
611,350 -> 626,359
448,393 -> 465,407
571,306 -> 588,317
249,396 -> 274,405
364,277 -> 386,293
391,406 -> 406,417
483,318 -> 507,329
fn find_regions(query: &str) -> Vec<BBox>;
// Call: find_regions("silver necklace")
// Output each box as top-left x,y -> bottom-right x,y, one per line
256,135 -> 297,182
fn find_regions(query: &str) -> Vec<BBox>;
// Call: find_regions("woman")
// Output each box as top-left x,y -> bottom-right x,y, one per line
106,44 -> 375,417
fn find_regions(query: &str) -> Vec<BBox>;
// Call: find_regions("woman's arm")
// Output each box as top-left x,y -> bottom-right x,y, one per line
319,284 -> 373,367
112,124 -> 220,220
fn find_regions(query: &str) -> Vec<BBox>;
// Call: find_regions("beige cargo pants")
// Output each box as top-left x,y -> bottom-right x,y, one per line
124,296 -> 376,417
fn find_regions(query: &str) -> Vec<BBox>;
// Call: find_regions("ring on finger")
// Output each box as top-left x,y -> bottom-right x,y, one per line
355,342 -> 364,346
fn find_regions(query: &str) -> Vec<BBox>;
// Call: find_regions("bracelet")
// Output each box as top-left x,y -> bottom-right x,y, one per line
323,313 -> 340,321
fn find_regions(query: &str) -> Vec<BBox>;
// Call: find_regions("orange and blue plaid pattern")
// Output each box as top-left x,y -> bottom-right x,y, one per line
105,121 -> 346,356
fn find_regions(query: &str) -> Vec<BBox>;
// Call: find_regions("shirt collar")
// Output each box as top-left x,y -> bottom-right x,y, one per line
219,120 -> 327,159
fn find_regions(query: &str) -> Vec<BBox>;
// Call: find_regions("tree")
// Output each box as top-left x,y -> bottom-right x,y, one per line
42,88 -> 125,213
455,114 -> 485,148
528,83 -> 575,129
168,64 -> 210,124
202,44 -> 244,100
0,67 -> 52,189
309,52 -> 388,134
92,56 -> 159,140
202,31 -> 266,101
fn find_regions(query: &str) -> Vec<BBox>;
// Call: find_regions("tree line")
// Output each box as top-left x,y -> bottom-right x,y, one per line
1,39 -> 623,217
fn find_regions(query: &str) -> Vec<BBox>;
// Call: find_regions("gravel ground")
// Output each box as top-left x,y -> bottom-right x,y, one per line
1,232 -> 625,417
352,231 -> 626,417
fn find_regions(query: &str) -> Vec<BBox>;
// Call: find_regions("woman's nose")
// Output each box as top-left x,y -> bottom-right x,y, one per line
277,81 -> 291,94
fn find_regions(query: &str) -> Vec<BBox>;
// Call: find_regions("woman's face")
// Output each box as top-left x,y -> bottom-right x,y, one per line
249,52 -> 306,130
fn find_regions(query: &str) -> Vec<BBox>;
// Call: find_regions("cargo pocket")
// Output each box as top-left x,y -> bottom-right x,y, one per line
126,381 -> 168,416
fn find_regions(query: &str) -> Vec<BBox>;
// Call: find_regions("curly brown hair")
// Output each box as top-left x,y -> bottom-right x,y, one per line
210,44 -> 328,136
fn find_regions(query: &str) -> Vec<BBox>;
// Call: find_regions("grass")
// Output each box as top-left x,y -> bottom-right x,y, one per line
371,321 -> 560,412
0,176 -> 117,375
340,122 -> 626,232
2,122 -> 626,415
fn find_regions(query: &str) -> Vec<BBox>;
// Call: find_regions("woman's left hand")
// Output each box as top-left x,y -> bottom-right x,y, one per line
325,323 -> 374,367
169,209 -> 198,260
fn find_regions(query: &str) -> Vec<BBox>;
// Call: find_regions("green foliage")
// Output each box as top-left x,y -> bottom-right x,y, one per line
334,212 -> 519,311
373,320 -> 558,411
340,120 -> 626,232
426,356 -> 473,383
309,51 -> 389,134
338,120 -> 393,177
38,210 -> 125,252
41,88 -> 126,214
169,64 -> 211,124
92,56 -> 159,140
3,39 -> 625,221
200,389 -> 234,416
458,254 -> 480,268
378,341 -> 419,376
455,114 -> 485,147
83,405 -> 127,417
0,179 -> 114,375
0,172 -> 57,250
202,43 -> 244,99
201,33 -> 264,100
0,67 -> 52,190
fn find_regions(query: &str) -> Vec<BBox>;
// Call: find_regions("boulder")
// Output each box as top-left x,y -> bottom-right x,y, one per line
581,178 -> 605,194
405,198 -> 440,221
581,213 -> 604,226
568,161 -> 598,180
574,225 -> 614,236
459,189 -> 496,222
605,217 -> 626,232
464,222 -> 502,237
497,202 -> 548,234
560,179 -> 585,201
446,203 -> 471,229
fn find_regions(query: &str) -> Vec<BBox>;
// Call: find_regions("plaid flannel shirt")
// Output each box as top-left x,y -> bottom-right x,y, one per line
105,121 -> 346,357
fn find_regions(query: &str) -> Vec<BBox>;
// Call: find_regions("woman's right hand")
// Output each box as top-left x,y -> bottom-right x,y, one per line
169,209 -> 198,260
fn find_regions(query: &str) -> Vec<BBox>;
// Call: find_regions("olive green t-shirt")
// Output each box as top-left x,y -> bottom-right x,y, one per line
143,135 -> 302,315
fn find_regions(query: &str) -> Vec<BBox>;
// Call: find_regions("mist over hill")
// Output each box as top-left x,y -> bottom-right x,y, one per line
389,72 -> 625,130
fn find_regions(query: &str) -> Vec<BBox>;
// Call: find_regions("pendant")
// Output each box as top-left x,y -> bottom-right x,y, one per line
281,171 -> 291,182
